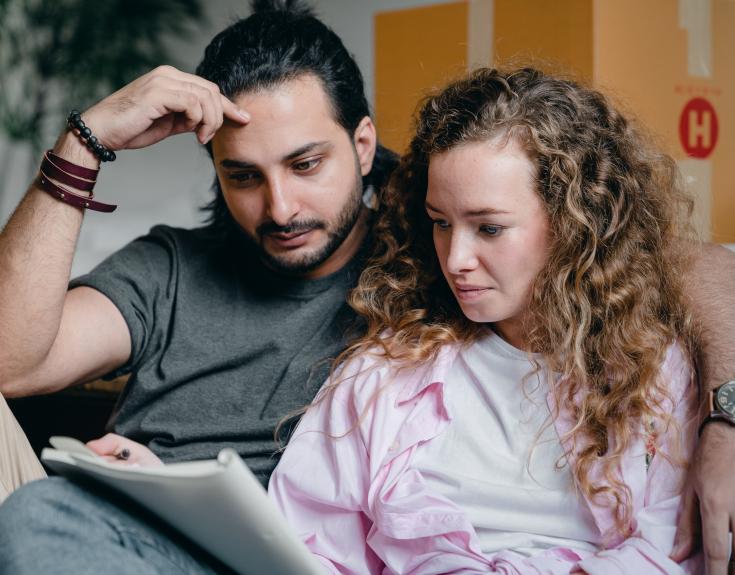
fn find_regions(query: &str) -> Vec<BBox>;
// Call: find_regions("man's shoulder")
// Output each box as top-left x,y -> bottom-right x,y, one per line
73,224 -> 230,285
144,223 -> 221,249
131,224 -> 233,264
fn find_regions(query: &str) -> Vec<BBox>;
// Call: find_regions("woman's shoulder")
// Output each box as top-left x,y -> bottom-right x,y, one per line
322,343 -> 460,410
661,342 -> 693,379
658,341 -> 696,406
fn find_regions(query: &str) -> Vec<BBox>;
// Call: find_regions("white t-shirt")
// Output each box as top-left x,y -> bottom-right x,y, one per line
411,331 -> 601,558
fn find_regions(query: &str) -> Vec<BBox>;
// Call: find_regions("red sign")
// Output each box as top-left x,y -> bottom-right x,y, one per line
679,97 -> 718,159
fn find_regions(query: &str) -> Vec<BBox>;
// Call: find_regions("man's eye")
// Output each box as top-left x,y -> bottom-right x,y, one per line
293,158 -> 320,172
230,172 -> 259,183
480,225 -> 503,237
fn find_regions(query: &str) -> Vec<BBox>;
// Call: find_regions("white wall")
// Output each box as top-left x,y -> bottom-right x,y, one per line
0,0 -> 453,277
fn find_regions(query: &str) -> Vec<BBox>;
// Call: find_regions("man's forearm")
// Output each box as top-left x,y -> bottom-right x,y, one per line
671,242 -> 735,574
685,242 -> 735,396
0,134 -> 99,385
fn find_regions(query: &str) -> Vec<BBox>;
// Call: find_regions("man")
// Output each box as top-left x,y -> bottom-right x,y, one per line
0,2 -> 393,572
0,2 -> 732,573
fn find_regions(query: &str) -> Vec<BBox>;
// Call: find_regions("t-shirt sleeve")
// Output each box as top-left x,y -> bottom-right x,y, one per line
68,225 -> 178,379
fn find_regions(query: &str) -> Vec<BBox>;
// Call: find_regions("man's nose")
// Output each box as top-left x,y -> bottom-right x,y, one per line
265,176 -> 299,226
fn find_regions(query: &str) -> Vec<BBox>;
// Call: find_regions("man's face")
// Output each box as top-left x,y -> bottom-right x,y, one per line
211,75 -> 376,278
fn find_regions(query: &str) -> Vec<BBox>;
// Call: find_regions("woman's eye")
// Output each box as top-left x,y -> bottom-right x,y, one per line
432,219 -> 450,230
480,224 -> 503,237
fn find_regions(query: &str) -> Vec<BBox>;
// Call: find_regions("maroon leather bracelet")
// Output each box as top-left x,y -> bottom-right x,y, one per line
37,173 -> 117,213
41,153 -> 96,191
46,150 -> 99,180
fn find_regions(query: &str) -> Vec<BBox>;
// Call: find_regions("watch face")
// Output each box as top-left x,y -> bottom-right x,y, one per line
715,381 -> 735,417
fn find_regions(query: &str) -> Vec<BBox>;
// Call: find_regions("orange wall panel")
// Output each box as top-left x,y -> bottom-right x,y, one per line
710,0 -> 735,241
375,2 -> 468,154
494,0 -> 593,80
373,0 -> 732,239
595,0 -> 734,241
594,0 -> 687,151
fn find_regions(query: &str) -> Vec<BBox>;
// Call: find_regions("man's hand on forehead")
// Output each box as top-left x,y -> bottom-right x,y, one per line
79,66 -> 251,152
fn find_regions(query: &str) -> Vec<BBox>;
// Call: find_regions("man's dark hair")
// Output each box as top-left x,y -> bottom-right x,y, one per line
196,0 -> 398,233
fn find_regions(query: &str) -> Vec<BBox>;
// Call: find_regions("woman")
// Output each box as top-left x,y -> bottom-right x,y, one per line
268,68 -> 700,574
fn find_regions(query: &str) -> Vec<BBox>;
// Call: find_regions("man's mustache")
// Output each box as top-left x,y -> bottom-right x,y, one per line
257,220 -> 326,236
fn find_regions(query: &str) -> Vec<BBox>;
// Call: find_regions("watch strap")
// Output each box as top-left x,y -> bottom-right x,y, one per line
698,388 -> 735,436
698,413 -> 735,436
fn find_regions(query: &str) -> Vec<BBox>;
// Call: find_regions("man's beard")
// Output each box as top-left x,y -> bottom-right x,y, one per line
247,166 -> 364,276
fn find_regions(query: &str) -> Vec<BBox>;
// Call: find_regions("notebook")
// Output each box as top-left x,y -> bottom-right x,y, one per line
41,437 -> 324,575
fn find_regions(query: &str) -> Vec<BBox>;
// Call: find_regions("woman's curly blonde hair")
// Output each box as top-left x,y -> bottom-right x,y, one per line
337,67 -> 696,537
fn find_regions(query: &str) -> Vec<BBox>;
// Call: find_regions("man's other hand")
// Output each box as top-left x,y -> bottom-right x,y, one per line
86,433 -> 163,467
672,422 -> 735,574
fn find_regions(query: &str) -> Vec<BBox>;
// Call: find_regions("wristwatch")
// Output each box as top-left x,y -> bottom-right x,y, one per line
699,379 -> 735,435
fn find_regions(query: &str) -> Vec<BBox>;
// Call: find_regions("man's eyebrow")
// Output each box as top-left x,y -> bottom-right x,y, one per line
220,158 -> 256,170
283,141 -> 331,162
219,141 -> 332,170
424,201 -> 510,216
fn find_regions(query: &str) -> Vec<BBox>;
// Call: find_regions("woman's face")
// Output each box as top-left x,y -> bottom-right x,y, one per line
426,139 -> 550,348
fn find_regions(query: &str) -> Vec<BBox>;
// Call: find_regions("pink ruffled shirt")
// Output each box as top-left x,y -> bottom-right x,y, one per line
269,343 -> 702,574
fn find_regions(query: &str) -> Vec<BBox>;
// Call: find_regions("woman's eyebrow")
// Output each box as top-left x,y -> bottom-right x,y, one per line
463,208 -> 511,216
425,201 -> 510,216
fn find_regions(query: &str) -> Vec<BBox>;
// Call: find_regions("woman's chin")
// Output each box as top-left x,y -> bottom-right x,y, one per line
459,306 -> 502,325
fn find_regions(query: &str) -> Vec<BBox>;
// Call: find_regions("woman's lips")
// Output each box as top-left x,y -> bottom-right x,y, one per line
454,284 -> 492,301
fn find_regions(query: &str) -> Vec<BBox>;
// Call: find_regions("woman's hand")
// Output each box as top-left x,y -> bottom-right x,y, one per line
86,433 -> 163,466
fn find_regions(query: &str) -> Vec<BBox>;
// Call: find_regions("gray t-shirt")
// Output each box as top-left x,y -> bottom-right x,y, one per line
70,224 -> 363,485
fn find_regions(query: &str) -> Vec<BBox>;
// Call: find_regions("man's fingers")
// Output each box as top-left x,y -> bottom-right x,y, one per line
701,504 -> 731,575
157,84 -> 230,144
221,94 -> 250,124
152,65 -> 249,133
86,433 -> 122,457
155,65 -> 221,97
208,86 -> 224,141
672,484 -> 699,561
159,88 -> 204,132
83,65 -> 248,150
182,82 -> 219,143
86,433 -> 158,465
200,83 -> 224,144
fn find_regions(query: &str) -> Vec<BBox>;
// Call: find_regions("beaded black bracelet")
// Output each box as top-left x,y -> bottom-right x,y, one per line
67,110 -> 117,162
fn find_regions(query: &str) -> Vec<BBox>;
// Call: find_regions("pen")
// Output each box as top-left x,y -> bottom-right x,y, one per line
115,448 -> 131,461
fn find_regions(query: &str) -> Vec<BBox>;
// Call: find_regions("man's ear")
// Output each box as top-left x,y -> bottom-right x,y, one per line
353,116 -> 377,177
